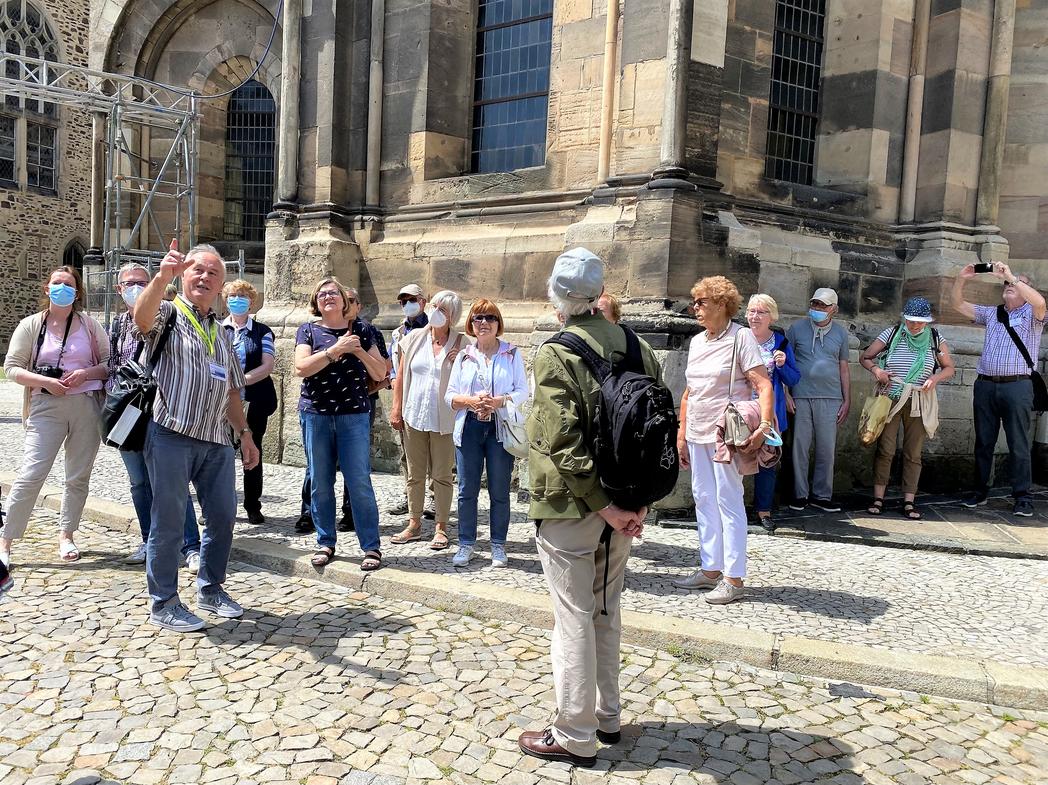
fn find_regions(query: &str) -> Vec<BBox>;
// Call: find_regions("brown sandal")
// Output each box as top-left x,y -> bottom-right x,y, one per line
311,547 -> 334,567
429,529 -> 450,551
390,525 -> 423,544
361,550 -> 382,571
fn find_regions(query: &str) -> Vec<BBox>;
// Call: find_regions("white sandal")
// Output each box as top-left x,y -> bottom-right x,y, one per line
59,541 -> 81,562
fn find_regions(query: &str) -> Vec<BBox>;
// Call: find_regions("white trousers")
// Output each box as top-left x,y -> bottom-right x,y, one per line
688,442 -> 748,579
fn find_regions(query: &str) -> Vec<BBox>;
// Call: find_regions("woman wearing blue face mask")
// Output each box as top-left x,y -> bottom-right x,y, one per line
222,279 -> 277,525
2,266 -> 110,566
859,297 -> 956,520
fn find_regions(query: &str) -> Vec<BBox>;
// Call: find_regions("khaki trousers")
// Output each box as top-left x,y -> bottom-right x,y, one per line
402,425 -> 454,521
536,513 -> 631,757
873,397 -> 927,494
1,393 -> 101,539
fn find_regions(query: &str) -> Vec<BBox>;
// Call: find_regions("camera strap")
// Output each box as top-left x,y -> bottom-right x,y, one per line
35,309 -> 75,370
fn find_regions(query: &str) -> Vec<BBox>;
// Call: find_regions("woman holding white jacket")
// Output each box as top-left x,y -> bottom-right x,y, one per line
445,298 -> 529,568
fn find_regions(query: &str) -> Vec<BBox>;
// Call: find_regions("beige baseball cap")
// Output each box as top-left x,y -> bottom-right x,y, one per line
810,287 -> 838,306
397,284 -> 424,300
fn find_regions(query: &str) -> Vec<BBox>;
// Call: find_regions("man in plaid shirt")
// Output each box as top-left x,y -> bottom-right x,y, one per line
951,261 -> 1047,516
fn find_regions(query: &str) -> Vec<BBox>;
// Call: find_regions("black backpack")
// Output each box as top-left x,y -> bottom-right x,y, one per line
546,325 -> 680,513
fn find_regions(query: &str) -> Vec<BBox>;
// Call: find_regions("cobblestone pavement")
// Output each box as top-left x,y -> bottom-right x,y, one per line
1,382 -> 1047,669
2,512 -> 1047,785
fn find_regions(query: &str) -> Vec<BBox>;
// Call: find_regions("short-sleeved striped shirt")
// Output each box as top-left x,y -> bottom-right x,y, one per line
974,302 -> 1045,376
134,296 -> 246,445
875,325 -> 944,398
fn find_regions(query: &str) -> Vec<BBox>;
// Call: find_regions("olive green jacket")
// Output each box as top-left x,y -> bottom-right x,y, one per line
526,312 -> 662,520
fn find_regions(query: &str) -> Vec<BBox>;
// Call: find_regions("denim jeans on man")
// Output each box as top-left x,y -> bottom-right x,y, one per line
143,422 -> 237,612
456,414 -> 514,547
121,450 -> 200,554
300,411 -> 381,552
974,377 -> 1034,497
753,465 -> 779,514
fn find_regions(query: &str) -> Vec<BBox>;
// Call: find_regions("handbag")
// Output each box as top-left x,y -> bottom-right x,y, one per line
101,309 -> 177,451
722,330 -> 752,447
857,392 -> 893,446
495,398 -> 529,459
996,304 -> 1048,412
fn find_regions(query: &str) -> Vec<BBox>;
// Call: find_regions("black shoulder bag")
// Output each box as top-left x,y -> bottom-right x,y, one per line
101,309 -> 178,451
996,304 -> 1048,412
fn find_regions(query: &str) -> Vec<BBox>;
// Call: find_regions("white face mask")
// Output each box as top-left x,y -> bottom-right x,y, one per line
429,308 -> 448,329
402,301 -> 421,319
121,284 -> 144,308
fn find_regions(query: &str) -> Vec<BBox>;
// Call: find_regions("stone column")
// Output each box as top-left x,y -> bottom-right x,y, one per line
976,0 -> 1017,228
275,0 -> 301,209
651,0 -> 693,183
898,0 -> 931,225
84,112 -> 106,266
365,0 -> 385,207
596,0 -> 620,185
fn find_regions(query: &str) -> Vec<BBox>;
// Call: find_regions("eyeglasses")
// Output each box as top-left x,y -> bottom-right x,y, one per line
746,310 -> 771,318
472,314 -> 499,323
346,297 -> 358,304
316,290 -> 342,300
691,298 -> 709,309
120,280 -> 149,288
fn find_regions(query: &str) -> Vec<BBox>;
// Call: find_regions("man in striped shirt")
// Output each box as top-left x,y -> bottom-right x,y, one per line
952,261 -> 1047,517
133,241 -> 260,632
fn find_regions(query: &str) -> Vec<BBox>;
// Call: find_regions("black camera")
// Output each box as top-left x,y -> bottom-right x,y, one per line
35,365 -> 63,394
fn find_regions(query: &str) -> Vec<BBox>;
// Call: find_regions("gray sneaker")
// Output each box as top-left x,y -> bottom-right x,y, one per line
1013,497 -> 1035,517
197,588 -> 244,619
452,544 -> 474,567
672,569 -> 720,590
704,580 -> 746,605
149,601 -> 206,632
490,543 -> 508,568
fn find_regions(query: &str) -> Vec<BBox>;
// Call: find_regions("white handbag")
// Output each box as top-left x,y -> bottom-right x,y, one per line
495,398 -> 530,459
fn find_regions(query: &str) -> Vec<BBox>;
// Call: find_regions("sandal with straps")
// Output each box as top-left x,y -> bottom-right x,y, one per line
361,550 -> 382,572
901,501 -> 922,520
311,547 -> 334,567
867,498 -> 884,515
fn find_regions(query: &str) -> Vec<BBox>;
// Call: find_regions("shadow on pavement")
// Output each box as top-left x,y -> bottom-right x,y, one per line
747,585 -> 890,622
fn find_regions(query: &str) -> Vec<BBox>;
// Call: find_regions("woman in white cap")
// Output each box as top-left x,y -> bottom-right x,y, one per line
859,296 -> 955,520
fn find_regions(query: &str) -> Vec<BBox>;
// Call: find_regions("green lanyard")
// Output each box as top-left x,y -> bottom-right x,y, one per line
173,297 -> 217,357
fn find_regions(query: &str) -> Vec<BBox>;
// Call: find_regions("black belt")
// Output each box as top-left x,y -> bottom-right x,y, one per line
978,374 -> 1030,383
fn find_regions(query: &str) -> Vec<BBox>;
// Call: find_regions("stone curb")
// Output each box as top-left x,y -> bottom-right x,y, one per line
5,474 -> 1046,711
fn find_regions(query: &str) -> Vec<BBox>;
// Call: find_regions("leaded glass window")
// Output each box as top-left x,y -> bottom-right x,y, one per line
0,0 -> 59,115
471,0 -> 552,174
223,80 -> 276,243
26,121 -> 53,190
0,115 -> 14,183
765,0 -> 826,185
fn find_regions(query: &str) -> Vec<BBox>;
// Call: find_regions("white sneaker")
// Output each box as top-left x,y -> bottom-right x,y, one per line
185,551 -> 200,574
490,544 -> 508,568
704,580 -> 745,605
672,569 -> 720,590
452,545 -> 474,567
126,542 -> 148,564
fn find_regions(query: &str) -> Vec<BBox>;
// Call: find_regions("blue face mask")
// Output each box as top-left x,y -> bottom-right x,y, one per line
227,295 -> 251,316
809,309 -> 830,324
48,283 -> 76,307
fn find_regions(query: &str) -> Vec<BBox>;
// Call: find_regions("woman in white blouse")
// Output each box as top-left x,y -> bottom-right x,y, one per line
389,290 -> 466,550
445,299 -> 529,567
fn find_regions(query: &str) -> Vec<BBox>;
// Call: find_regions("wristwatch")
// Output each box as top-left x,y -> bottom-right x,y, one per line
238,427 -> 252,438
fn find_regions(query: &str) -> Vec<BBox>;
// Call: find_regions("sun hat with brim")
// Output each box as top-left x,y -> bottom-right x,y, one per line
902,296 -> 934,323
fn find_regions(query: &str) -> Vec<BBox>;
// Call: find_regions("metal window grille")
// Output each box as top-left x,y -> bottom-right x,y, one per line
0,113 -> 14,182
471,0 -> 553,174
223,79 -> 276,243
765,0 -> 826,185
25,119 -> 53,190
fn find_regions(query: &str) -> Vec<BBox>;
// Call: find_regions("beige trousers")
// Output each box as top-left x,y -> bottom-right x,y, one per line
402,424 -> 454,521
535,513 -> 631,757
1,393 -> 101,539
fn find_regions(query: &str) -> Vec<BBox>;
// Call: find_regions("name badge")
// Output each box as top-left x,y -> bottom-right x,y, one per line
209,362 -> 228,382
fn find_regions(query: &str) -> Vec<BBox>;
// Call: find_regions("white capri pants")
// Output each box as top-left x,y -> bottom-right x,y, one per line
688,442 -> 748,579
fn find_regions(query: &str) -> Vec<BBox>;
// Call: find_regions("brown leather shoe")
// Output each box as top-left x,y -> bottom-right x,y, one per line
518,728 -> 596,768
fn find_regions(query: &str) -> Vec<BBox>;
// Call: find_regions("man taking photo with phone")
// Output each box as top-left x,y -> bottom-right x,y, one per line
952,261 -> 1047,516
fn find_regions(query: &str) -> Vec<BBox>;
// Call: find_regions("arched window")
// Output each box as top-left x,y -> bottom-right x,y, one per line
471,0 -> 553,174
62,239 -> 85,272
0,1 -> 59,192
223,79 -> 276,243
765,0 -> 826,185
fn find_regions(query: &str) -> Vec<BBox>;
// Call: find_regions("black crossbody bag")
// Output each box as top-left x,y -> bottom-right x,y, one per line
996,304 -> 1048,412
101,310 -> 177,451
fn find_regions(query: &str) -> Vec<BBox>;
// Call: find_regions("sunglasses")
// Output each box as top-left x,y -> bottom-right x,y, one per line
399,296 -> 419,304
472,314 -> 499,323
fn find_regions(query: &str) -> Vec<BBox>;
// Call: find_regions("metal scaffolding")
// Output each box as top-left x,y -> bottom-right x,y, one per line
0,51 -> 203,323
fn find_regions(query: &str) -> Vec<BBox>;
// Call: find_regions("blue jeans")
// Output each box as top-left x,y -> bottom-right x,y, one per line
300,411 -> 380,552
121,450 -> 200,555
143,423 -> 237,612
456,414 -> 514,547
753,464 -> 778,514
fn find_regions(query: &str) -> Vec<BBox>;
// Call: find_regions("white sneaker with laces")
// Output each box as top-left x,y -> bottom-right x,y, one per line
452,545 -> 474,567
490,543 -> 508,568
672,569 -> 720,590
126,542 -> 148,564
185,551 -> 200,574
704,580 -> 745,605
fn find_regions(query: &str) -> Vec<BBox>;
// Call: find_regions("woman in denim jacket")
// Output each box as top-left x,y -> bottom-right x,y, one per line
445,299 -> 529,568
